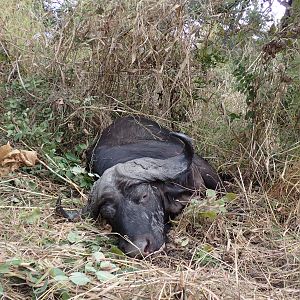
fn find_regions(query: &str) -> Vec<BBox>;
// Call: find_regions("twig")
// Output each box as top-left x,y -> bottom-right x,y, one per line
0,184 -> 56,198
38,159 -> 88,200
0,205 -> 52,210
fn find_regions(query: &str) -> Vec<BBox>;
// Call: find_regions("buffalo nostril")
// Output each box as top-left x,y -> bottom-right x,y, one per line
121,235 -> 160,257
142,238 -> 151,255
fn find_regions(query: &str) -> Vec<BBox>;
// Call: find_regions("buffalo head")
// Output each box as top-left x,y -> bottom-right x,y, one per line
79,132 -> 194,257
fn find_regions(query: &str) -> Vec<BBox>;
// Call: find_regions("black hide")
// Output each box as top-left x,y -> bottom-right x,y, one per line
59,116 -> 222,257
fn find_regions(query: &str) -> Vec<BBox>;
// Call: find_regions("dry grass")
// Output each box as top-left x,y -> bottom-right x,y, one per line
1,170 -> 299,300
1,0 -> 300,299
1,0 -> 196,120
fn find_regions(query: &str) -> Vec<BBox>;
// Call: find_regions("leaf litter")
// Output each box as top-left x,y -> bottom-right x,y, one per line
0,142 -> 38,177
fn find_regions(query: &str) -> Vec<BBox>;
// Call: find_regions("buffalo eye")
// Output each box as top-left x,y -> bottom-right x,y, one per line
100,201 -> 116,219
139,193 -> 148,202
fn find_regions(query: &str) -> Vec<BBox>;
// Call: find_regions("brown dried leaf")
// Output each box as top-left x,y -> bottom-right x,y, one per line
0,143 -> 38,176
19,150 -> 38,166
0,142 -> 12,161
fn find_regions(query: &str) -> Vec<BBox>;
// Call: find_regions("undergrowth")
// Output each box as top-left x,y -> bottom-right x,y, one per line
0,0 -> 299,299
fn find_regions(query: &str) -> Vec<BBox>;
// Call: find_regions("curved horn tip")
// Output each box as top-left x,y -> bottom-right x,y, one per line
170,131 -> 194,164
170,132 -> 193,144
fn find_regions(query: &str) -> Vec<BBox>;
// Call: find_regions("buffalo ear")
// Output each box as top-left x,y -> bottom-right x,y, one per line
193,156 -> 223,190
163,198 -> 185,215
161,183 -> 190,216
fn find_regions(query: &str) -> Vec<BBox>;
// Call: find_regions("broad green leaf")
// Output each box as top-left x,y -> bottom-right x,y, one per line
85,262 -> 97,273
69,272 -> 90,286
66,170 -> 74,178
67,231 -> 81,243
195,246 -> 219,266
0,263 -> 10,274
76,143 -> 88,151
95,271 -> 115,282
92,251 -> 105,262
99,261 -> 117,271
7,258 -> 22,266
228,112 -> 241,121
196,249 -> 209,259
206,189 -> 216,199
54,275 -> 69,282
50,268 -> 66,277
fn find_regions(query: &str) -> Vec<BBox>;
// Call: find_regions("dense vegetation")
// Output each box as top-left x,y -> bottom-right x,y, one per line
0,0 -> 299,299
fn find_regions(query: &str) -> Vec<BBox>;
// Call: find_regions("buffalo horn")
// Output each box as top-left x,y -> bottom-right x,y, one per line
115,132 -> 194,182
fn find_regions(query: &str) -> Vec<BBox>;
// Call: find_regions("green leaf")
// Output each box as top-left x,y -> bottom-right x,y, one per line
225,192 -> 237,202
228,112 -> 241,121
22,208 -> 41,224
196,249 -> 209,260
85,262 -> 97,273
180,238 -> 189,247
60,290 -> 71,300
195,245 -> 219,266
0,52 -> 9,62
0,282 -> 3,296
92,251 -> 105,262
69,272 -> 90,286
70,166 -> 85,175
110,246 -> 125,256
27,273 -> 41,284
199,210 -> 218,219
50,268 -> 66,277
245,110 -> 255,119
66,170 -> 73,179
217,198 -> 225,206
33,280 -> 48,295
67,231 -> 81,244
65,153 -> 80,163
54,275 -> 69,282
202,244 -> 213,252
75,143 -> 88,152
206,189 -> 216,199
219,206 -> 227,213
99,261 -> 117,271
8,258 -> 22,266
0,263 -> 10,274
95,271 -> 115,282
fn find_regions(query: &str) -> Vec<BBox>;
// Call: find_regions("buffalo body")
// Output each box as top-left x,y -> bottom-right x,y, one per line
59,116 -> 222,257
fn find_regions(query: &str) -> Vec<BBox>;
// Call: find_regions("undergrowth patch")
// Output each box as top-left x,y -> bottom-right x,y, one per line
1,173 -> 300,299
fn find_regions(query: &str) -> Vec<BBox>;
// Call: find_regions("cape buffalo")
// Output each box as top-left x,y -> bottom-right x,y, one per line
57,116 -> 222,257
